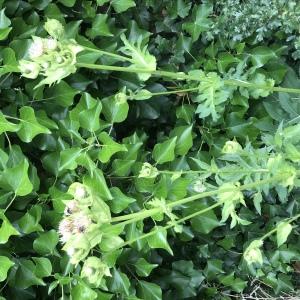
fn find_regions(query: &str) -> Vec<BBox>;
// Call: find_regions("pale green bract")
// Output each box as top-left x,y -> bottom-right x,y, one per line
44,18 -> 65,40
190,70 -> 233,121
218,182 -> 250,228
119,34 -> 157,81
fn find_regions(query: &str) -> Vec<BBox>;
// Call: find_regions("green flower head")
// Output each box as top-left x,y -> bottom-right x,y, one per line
81,257 -> 111,287
19,60 -> 40,79
139,162 -> 159,178
243,239 -> 263,265
18,20 -> 83,89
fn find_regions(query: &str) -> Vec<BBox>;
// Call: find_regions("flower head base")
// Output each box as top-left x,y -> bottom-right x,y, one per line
63,234 -> 91,265
81,257 -> 111,287
139,162 -> 159,179
222,140 -> 242,154
244,239 -> 263,265
19,60 -> 40,79
18,19 -> 83,88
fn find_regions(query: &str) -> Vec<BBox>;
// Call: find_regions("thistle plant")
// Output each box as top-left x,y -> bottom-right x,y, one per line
17,19 -> 300,110
5,13 -> 300,299
52,121 -> 300,290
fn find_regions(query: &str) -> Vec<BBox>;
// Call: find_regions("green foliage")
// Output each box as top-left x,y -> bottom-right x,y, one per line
208,0 -> 300,44
1,1 -> 300,299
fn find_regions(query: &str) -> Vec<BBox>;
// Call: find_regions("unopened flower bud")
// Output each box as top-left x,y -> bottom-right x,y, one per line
81,256 -> 111,286
19,60 -> 40,79
244,240 -> 263,265
74,185 -> 88,200
66,247 -> 75,256
84,266 -> 94,276
115,92 -> 127,104
192,180 -> 206,193
68,182 -> 89,199
139,162 -> 159,178
222,140 -> 242,154
41,61 -> 50,69
56,56 -> 64,64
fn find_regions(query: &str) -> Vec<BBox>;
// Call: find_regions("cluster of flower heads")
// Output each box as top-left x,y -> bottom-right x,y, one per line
58,183 -> 110,263
58,182 -> 111,286
58,183 -> 94,260
19,19 -> 83,88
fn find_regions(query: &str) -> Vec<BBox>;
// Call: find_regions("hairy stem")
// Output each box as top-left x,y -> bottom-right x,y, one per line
82,46 -> 134,63
76,63 -> 300,94
115,202 -> 222,250
111,174 -> 285,226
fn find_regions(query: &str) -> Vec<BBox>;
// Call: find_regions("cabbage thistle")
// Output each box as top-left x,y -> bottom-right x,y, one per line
243,239 -> 264,265
81,257 -> 111,287
18,19 -> 83,88
139,162 -> 159,178
58,182 -> 111,265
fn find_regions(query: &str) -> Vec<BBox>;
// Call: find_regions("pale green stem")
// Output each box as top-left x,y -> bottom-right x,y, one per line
115,202 -> 222,250
112,174 -> 288,250
259,213 -> 300,241
4,193 -> 17,213
76,63 -> 300,94
138,87 -> 200,96
224,79 -> 300,94
111,174 -> 285,224
82,46 -> 134,63
108,168 -> 269,181
76,63 -> 190,80
159,168 -> 269,175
